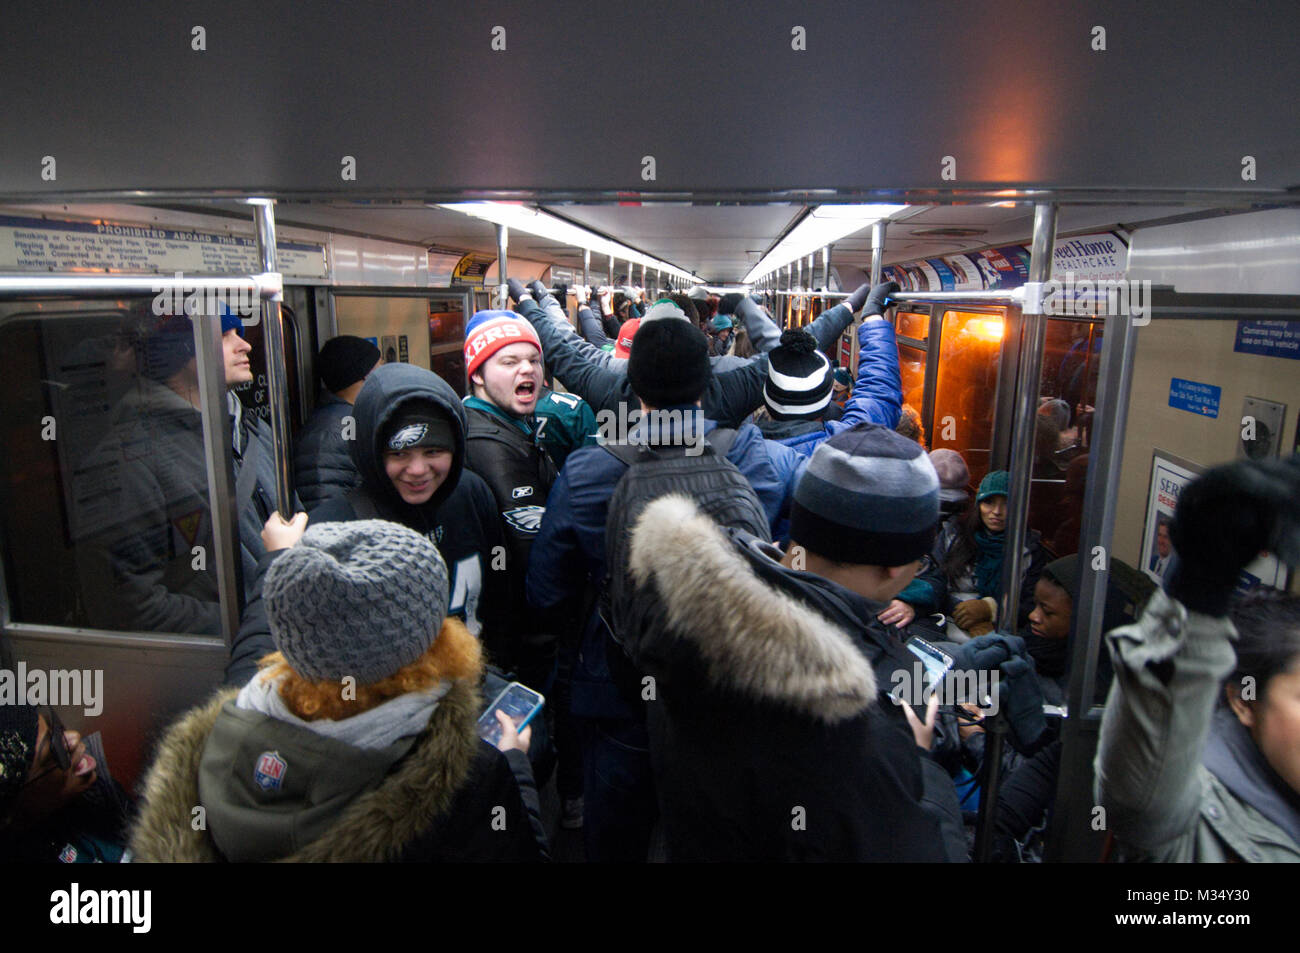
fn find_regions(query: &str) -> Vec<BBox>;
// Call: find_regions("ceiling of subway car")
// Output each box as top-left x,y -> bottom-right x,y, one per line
257,200 -> 1202,284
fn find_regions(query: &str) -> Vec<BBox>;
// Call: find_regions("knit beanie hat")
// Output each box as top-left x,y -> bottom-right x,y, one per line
977,469 -> 1010,503
318,335 -> 381,393
263,520 -> 451,684
833,367 -> 851,388
763,329 -> 834,420
687,285 -> 710,301
144,307 -> 245,381
710,314 -> 733,333
929,448 -> 971,504
0,702 -> 40,813
614,317 -> 641,359
381,398 -> 455,453
627,318 -> 712,407
464,310 -> 542,380
790,423 -> 939,566
640,299 -> 689,323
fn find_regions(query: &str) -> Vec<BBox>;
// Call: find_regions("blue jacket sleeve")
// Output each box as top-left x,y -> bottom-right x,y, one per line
824,318 -> 902,434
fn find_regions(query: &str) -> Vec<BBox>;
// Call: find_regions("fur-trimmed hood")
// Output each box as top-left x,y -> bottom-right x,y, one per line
628,494 -> 879,723
129,677 -> 483,862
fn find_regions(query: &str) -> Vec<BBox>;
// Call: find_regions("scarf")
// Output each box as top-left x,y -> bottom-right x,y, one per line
1203,707 -> 1300,851
973,528 -> 1005,598
236,670 -> 451,751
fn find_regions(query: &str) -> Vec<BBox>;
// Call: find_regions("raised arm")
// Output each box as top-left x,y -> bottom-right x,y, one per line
1095,457 -> 1300,857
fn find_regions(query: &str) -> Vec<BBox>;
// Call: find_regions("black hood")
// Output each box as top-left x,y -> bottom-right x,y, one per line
349,363 -> 467,514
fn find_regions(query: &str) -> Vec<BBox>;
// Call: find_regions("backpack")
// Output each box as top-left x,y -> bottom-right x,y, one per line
599,429 -> 771,700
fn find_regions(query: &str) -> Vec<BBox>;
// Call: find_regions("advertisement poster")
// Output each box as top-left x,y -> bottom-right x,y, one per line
1143,450 -> 1288,590
942,254 -> 983,290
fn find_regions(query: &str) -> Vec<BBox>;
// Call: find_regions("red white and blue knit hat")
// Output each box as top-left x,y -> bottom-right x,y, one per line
464,310 -> 542,380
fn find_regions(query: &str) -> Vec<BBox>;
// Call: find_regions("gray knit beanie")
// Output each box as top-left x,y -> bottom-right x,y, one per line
262,520 -> 450,683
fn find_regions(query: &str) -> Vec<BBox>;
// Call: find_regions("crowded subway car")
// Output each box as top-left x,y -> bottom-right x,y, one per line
1,197 -> 1297,867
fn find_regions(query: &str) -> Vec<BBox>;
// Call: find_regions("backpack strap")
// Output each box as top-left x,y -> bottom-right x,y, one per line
600,442 -> 645,468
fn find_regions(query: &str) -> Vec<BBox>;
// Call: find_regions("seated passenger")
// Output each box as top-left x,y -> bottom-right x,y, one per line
880,448 -> 972,632
0,704 -> 132,862
940,470 -> 1047,638
1096,455 -> 1300,861
129,520 -> 546,862
626,424 -> 964,861
293,335 -> 381,512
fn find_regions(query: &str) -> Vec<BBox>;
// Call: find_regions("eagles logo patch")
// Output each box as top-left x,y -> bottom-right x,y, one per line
503,505 -> 545,534
387,423 -> 427,450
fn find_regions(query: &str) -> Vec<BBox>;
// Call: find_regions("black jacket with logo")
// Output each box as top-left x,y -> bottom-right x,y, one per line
463,399 -> 558,689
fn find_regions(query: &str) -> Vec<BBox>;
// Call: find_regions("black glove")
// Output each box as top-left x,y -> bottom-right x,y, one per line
551,282 -> 569,302
846,282 -> 872,312
949,634 -> 1048,757
718,292 -> 745,316
859,280 -> 900,316
506,278 -> 527,305
527,279 -> 549,301
1164,455 -> 1300,616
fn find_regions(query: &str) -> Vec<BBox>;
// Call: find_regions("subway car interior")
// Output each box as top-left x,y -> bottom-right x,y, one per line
2,195 -> 1297,865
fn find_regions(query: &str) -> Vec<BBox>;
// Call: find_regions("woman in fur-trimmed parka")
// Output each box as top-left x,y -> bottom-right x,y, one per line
129,519 -> 546,863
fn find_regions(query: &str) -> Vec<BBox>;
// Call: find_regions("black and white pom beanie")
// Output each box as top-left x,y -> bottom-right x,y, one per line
763,329 -> 834,420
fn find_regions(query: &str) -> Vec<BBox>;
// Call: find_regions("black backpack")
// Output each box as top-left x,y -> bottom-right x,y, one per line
599,429 -> 771,696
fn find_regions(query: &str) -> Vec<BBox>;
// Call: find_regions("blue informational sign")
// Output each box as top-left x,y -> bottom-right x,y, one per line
925,258 -> 958,291
1233,320 -> 1300,360
1168,377 -> 1221,418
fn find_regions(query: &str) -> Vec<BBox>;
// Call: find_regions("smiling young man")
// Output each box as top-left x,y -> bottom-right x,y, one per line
460,311 -> 559,693
290,363 -> 508,666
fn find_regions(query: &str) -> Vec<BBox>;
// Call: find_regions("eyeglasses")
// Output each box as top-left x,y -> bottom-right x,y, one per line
21,707 -> 73,787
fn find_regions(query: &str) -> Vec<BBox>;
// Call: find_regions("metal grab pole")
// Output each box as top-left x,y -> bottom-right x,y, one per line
582,248 -> 590,290
870,221 -> 886,286
496,224 -> 509,307
251,200 -> 295,520
608,253 -> 614,287
974,202 -> 1056,864
821,244 -> 831,310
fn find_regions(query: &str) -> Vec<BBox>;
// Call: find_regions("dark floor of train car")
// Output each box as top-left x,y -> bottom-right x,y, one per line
537,775 -> 668,862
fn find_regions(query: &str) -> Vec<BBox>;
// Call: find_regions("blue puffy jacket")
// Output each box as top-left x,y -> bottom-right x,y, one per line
775,317 -> 903,457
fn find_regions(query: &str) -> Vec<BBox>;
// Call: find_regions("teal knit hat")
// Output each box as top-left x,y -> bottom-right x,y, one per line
977,469 -> 1009,502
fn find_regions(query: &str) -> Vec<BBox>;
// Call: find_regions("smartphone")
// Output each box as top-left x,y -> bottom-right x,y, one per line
905,636 -> 955,693
477,682 -> 545,747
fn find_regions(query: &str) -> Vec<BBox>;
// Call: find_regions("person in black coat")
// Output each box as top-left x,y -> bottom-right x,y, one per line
293,335 -> 380,512
626,424 -> 965,861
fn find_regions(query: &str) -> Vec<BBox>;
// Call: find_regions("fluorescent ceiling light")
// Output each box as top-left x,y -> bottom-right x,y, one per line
436,202 -> 704,284
743,204 -> 909,285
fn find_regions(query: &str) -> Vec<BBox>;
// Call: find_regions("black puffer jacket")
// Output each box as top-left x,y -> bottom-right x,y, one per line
293,394 -> 362,512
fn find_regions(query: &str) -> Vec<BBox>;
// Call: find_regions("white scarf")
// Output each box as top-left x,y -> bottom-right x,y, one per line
235,669 -> 451,750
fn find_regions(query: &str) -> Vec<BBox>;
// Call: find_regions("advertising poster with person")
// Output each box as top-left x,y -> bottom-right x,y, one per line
1143,450 -> 1288,589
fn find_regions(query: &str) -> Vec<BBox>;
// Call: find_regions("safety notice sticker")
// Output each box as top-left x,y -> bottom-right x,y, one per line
1168,377 -> 1221,418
